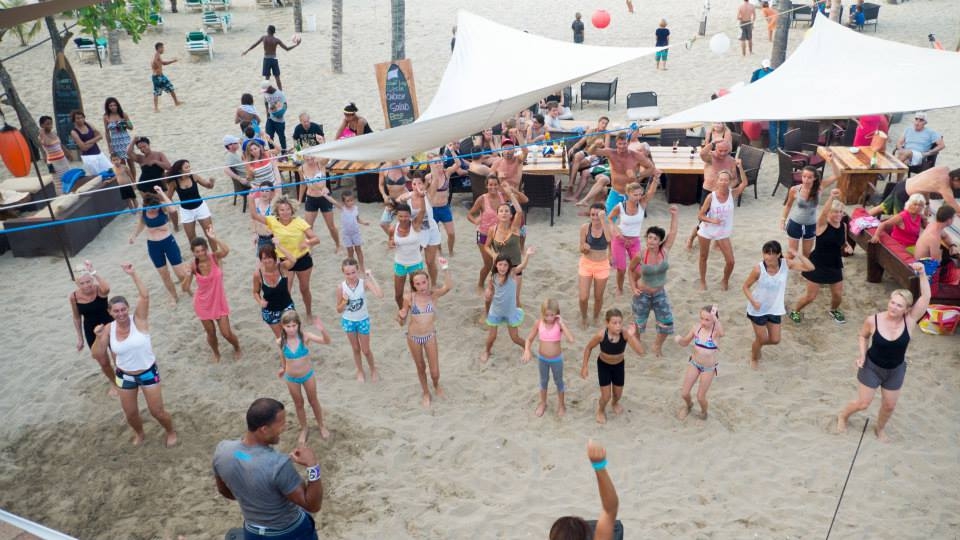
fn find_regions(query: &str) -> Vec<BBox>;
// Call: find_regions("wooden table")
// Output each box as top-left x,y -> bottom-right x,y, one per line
817,146 -> 907,205
648,145 -> 706,205
523,155 -> 567,176
279,159 -> 386,202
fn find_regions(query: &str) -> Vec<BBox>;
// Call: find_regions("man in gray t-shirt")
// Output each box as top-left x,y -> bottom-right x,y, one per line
223,135 -> 248,187
213,398 -> 322,539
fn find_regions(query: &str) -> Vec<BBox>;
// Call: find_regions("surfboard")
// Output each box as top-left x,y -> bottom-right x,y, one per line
52,52 -> 83,152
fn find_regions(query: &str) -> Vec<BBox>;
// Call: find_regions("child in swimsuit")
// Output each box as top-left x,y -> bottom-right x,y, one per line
277,310 -> 331,443
674,304 -> 723,421
481,249 -> 535,364
398,262 -> 454,408
580,308 -> 645,424
523,298 -> 575,418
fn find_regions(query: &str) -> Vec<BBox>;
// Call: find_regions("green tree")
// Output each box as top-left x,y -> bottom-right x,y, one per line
75,0 -> 156,65
331,0 -> 342,73
0,0 -> 42,46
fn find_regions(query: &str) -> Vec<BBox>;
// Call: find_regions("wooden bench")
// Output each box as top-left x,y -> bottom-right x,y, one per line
848,209 -> 960,306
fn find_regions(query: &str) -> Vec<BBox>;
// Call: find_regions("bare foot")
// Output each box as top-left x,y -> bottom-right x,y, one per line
596,408 -> 607,424
720,279 -> 730,291
677,402 -> 692,420
435,385 -> 445,399
212,353 -> 221,364
167,295 -> 178,307
297,429 -> 308,446
653,343 -> 663,358
421,393 -> 432,409
685,237 -> 694,252
480,351 -> 490,364
356,370 -> 366,383
698,280 -> 707,291
233,347 -> 242,361
580,316 -> 589,330
164,431 -> 179,448
874,425 -> 889,443
836,415 -> 848,434
370,368 -> 380,382
557,404 -> 566,417
575,200 -> 589,207
131,432 -> 145,446
750,358 -> 759,370
612,403 -> 624,415
698,410 -> 708,420
615,287 -> 624,297
107,385 -> 119,398
319,425 -> 330,440
174,101 -> 184,106
535,402 -> 546,417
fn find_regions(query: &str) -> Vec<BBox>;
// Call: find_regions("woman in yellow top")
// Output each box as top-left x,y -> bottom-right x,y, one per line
250,194 -> 321,319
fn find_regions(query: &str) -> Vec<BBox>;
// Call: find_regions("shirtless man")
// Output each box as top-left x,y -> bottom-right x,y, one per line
489,136 -> 527,190
151,42 -> 182,112
867,167 -> 960,218
737,0 -> 756,56
913,205 -> 959,282
577,133 -> 658,219
686,140 -> 739,249
242,25 -> 301,91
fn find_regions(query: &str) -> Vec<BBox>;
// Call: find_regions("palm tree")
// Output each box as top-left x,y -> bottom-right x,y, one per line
391,0 -> 404,60
771,0 -> 791,68
0,0 -> 42,46
293,0 -> 303,33
331,0 -> 342,73
108,28 -> 123,65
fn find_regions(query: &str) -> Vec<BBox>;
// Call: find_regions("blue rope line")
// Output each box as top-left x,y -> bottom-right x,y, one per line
1,124 -> 645,235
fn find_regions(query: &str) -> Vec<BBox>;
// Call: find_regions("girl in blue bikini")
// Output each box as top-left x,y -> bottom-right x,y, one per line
674,304 -> 723,421
277,310 -> 331,443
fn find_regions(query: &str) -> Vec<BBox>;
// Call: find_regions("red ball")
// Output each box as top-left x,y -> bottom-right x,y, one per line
592,9 -> 611,29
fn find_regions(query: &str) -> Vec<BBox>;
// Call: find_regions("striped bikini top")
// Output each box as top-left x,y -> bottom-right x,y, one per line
42,136 -> 66,162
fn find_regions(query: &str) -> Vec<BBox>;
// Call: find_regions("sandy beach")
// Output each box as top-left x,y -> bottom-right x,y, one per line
1,0 -> 959,538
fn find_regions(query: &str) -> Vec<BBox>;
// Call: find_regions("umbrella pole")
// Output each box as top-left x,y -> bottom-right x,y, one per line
32,160 -> 74,281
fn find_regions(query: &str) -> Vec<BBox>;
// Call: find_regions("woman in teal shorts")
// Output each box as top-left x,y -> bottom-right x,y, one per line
388,203 -> 424,308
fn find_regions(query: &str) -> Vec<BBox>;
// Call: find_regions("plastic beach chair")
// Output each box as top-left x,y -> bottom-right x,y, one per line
185,31 -> 214,60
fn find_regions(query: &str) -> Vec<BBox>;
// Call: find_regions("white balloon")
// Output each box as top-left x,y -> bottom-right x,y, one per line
709,32 -> 730,54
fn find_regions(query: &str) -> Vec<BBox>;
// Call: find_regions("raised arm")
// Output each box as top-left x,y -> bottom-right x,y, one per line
732,159 -> 749,198
587,440 -> 619,540
514,246 -> 536,274
662,205 -> 680,251
248,193 -> 268,225
817,189 -> 841,230
363,270 -> 384,298
124,264 -> 150,329
908,262 -> 932,321
433,264 -> 455,298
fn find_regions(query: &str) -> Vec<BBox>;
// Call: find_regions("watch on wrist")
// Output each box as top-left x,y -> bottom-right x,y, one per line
306,464 -> 321,482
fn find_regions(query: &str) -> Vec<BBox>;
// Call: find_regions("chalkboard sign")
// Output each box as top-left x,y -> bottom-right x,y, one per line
375,59 -> 419,129
52,52 -> 83,152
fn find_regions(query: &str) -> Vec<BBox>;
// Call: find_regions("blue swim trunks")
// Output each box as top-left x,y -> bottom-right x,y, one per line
605,189 -> 627,220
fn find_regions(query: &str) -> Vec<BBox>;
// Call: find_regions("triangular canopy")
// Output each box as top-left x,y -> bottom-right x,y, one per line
656,15 -> 960,124
303,11 -> 657,162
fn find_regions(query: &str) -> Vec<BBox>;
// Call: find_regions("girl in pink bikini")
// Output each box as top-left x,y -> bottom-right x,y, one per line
523,298 -> 575,417
182,229 -> 242,362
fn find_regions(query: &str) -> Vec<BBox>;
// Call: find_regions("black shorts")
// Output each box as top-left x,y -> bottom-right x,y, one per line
262,57 -> 280,77
119,185 -> 136,200
289,253 -> 314,272
746,313 -> 782,326
304,194 -> 333,213
597,358 -> 625,387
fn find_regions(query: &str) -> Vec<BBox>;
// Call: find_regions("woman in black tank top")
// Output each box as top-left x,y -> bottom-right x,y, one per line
69,262 -> 117,394
168,160 -> 216,242
837,266 -> 931,442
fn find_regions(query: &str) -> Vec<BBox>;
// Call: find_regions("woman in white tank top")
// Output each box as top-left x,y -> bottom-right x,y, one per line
741,241 -> 814,369
696,168 -> 749,291
91,264 -> 177,448
388,203 -> 425,309
607,178 -> 660,295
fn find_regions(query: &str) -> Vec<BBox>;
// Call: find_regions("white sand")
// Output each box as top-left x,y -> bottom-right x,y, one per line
1,0 -> 959,538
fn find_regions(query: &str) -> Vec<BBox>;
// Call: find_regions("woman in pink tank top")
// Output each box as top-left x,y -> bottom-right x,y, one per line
870,195 -> 926,249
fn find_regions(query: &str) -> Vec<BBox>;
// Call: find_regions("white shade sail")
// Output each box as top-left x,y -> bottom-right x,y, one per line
656,15 -> 960,125
302,10 -> 658,162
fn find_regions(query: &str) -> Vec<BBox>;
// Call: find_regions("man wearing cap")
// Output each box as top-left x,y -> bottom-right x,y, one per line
895,112 -> 945,171
223,135 -> 248,188
261,81 -> 288,152
242,25 -> 300,91
213,398 -> 323,540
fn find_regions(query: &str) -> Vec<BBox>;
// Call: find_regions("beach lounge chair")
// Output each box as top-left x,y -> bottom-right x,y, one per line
256,0 -> 278,8
148,12 -> 164,32
625,91 -> 660,122
206,0 -> 230,9
580,77 -> 618,111
184,0 -> 205,11
73,37 -> 107,62
185,31 -> 213,60
202,10 -> 232,33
